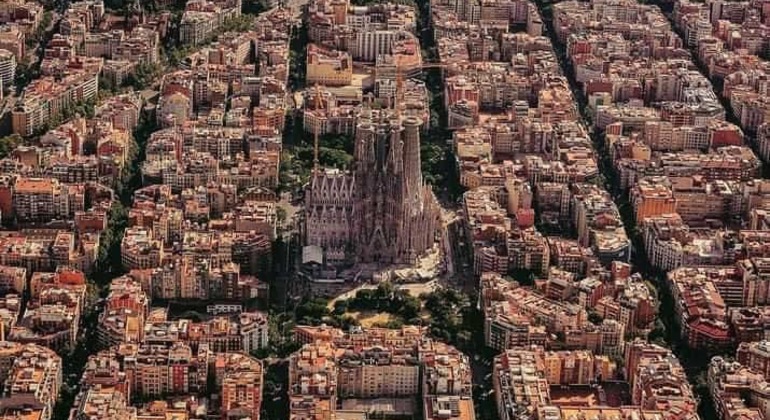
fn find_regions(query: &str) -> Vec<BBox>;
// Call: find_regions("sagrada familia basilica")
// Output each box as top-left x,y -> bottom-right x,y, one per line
303,111 -> 441,266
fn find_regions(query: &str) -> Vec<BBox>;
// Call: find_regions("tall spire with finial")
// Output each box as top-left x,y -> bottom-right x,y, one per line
313,85 -> 322,177
395,60 -> 403,120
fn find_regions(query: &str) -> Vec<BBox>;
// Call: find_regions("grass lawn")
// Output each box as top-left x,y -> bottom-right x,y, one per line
345,311 -> 396,327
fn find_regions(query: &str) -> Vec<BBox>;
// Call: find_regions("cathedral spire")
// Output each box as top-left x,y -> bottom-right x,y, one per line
312,85 -> 323,178
401,116 -> 422,201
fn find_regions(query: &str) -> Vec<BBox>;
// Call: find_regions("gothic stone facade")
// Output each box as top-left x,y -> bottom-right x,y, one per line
304,114 -> 440,265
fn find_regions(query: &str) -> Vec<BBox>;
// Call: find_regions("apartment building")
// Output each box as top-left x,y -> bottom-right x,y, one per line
669,266 -> 734,352
642,213 -> 689,272
60,0 -> 104,37
12,70 -> 100,137
493,346 -> 617,420
113,27 -> 160,64
0,24 -> 25,60
0,49 -> 15,92
95,93 -> 143,132
480,272 -> 587,339
542,350 -> 602,385
0,341 -> 24,385
132,258 -> 265,301
737,341 -> 770,379
643,120 -> 743,151
13,177 -> 70,223
728,307 -> 770,344
126,342 -> 210,398
218,353 -> 264,420
289,327 -> 475,420
671,176 -> 742,226
493,348 -> 549,420
354,30 -> 401,62
97,276 -> 150,347
421,340 -> 474,420
547,238 -> 595,276
121,228 -> 164,270
631,177 -> 677,224
675,0 -> 770,136
0,231 -> 88,273
585,273 -> 658,336
1,343 -> 62,420
9,268 -> 86,352
28,267 -> 86,300
289,340 -> 337,420
464,188 -> 550,275
252,105 -> 286,135
184,311 -> 269,353
180,12 -> 216,46
81,347 -> 132,401
69,385 -> 136,420
337,346 -> 420,398
128,202 -> 184,246
0,0 -> 43,31
0,265 -> 26,294
708,356 -> 765,420
571,184 -> 631,264
591,227 -> 632,266
306,44 -> 352,87
624,339 -> 698,416
235,311 -> 268,352
10,303 -> 79,352
98,307 -> 145,348
180,0 -> 241,46
159,151 -> 280,192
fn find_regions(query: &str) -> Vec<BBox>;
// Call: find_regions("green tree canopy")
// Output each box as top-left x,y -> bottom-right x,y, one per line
0,134 -> 22,159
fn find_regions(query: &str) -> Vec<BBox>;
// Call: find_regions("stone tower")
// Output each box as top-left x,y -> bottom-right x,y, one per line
352,114 -> 439,264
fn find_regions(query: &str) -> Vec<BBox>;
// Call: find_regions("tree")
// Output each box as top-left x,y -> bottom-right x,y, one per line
276,206 -> 288,226
648,319 -> 668,345
399,295 -> 420,320
73,99 -> 96,119
335,283 -> 424,325
14,60 -> 39,93
295,146 -> 353,172
243,0 -> 266,14
587,310 -> 603,325
421,288 -> 480,351
332,299 -> 349,315
123,62 -> 163,90
27,11 -> 52,49
94,201 -> 129,285
333,315 -> 360,330
103,0 -> 124,9
287,22 -> 309,90
295,298 -> 331,325
509,268 -> 537,285
221,15 -> 256,33
166,45 -> 194,67
0,134 -> 22,159
320,133 -> 355,154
